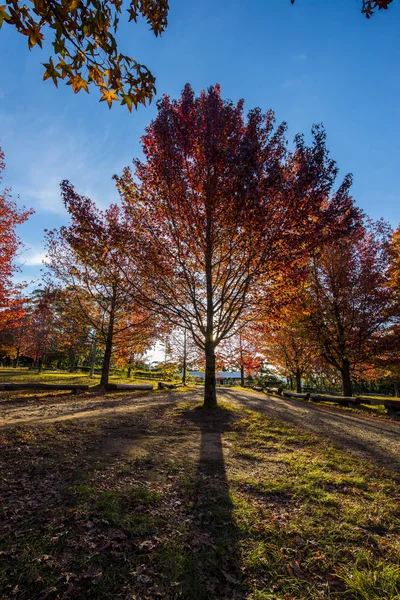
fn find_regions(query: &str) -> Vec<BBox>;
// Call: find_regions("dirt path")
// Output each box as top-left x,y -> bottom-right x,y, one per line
220,388 -> 400,473
0,388 -> 200,428
1,386 -> 398,472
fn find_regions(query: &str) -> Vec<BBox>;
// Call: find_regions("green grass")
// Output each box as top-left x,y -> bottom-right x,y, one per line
0,396 -> 398,599
0,367 -> 159,387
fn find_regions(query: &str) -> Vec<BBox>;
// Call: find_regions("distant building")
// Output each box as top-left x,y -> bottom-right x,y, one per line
188,370 -> 242,385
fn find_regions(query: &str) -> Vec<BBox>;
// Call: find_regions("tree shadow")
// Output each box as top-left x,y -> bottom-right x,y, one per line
178,406 -> 244,599
220,388 -> 400,473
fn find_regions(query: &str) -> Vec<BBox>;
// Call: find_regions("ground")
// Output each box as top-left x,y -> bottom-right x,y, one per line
0,378 -> 399,599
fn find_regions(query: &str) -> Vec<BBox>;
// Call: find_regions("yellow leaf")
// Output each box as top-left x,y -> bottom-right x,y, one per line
99,87 -> 119,108
67,73 -> 89,93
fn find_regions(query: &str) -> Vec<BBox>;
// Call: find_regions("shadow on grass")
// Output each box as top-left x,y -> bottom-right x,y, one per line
0,400 -> 246,599
175,406 -> 244,599
220,388 -> 400,473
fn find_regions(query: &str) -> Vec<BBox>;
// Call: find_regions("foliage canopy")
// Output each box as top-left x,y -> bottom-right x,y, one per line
1,0 -> 169,110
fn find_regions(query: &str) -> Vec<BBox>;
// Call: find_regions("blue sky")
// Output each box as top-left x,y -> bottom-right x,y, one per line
0,0 -> 399,285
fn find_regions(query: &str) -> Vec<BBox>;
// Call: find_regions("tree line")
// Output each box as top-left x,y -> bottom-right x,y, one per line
0,85 -> 399,405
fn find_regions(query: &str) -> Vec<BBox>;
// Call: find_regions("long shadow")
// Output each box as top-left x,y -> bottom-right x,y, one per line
178,407 -> 244,599
220,388 -> 400,473
0,388 -> 201,429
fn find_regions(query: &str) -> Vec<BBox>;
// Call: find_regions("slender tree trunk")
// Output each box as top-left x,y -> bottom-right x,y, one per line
182,328 -> 187,385
127,365 -> 132,379
295,369 -> 302,393
204,340 -> 217,408
14,347 -> 20,368
90,338 -> 97,377
340,358 -> 352,397
69,348 -> 76,372
100,294 -> 116,387
240,364 -> 245,387
38,356 -> 43,374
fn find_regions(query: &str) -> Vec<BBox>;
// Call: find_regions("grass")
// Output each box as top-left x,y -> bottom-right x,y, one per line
0,391 -> 398,599
0,367 -> 159,387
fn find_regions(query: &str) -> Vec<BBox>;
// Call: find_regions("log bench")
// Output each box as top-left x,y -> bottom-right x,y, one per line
158,382 -> 182,390
265,387 -> 283,396
283,391 -> 310,400
310,394 -> 361,407
383,400 -> 400,421
105,383 -> 154,391
0,383 -> 89,394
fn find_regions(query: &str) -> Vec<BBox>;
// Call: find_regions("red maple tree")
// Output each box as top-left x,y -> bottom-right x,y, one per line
45,182 -> 156,385
116,84 -> 360,407
0,148 -> 33,318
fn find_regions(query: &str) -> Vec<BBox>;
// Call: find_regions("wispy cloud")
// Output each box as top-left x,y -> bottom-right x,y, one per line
281,74 -> 310,89
0,110 -> 120,216
292,52 -> 307,62
22,249 -> 47,267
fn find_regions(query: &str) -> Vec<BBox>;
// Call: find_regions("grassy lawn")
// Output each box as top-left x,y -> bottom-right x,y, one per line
0,367 -> 162,388
0,390 -> 399,599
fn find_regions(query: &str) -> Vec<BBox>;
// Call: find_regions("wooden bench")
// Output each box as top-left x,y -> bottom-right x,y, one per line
283,391 -> 310,400
105,383 -> 154,391
310,393 -> 361,407
0,383 -> 89,394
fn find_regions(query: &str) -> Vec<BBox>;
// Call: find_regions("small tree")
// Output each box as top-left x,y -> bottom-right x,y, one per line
303,220 -> 392,396
0,148 -> 33,314
45,182 -> 155,385
263,311 -> 314,393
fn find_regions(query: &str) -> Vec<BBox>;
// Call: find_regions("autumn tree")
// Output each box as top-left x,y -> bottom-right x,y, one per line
0,147 -> 33,314
371,224 -> 400,393
218,330 -> 265,386
45,182 -> 155,385
290,0 -> 393,18
169,327 -> 202,384
111,310 -> 158,375
1,0 -> 169,110
387,225 -> 400,308
21,288 -> 58,371
0,295 -> 29,366
302,220 -> 392,397
51,288 -> 93,370
116,84 -> 360,408
263,307 -> 315,393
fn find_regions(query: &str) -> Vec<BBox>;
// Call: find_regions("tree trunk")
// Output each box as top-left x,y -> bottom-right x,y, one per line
14,347 -> 20,368
100,295 -> 116,387
340,358 -> 352,397
204,340 -> 217,408
90,338 -> 97,377
182,328 -> 187,385
38,356 -> 43,374
203,201 -> 216,408
127,365 -> 132,379
69,348 -> 76,372
240,364 -> 245,387
295,369 -> 302,393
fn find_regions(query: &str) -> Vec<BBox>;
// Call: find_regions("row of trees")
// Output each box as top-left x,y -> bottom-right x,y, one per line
258,220 -> 399,396
0,85 -> 399,405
